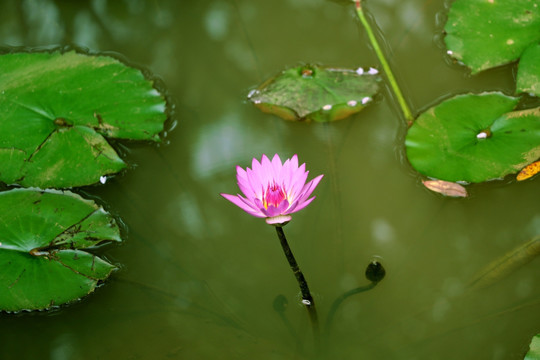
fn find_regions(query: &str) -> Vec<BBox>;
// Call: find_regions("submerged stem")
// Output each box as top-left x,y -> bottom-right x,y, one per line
275,226 -> 320,344
354,0 -> 415,125
324,282 -> 376,334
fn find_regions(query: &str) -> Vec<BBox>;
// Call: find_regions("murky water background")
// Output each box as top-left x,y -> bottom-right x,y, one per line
1,0 -> 540,359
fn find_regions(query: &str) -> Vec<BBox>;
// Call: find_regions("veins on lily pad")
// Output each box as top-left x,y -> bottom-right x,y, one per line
0,188 -> 122,312
405,92 -> 540,183
0,50 -> 168,189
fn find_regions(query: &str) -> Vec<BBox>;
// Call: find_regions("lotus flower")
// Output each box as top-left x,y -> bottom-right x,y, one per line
221,154 -> 323,225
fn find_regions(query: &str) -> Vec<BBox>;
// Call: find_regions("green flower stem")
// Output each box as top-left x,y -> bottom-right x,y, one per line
324,282 -> 377,334
275,226 -> 320,343
355,0 -> 415,125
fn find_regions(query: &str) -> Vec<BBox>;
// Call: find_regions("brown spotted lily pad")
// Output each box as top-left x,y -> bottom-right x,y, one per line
248,64 -> 381,122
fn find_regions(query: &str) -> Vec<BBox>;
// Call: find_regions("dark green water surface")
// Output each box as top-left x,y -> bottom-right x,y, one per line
1,0 -> 540,359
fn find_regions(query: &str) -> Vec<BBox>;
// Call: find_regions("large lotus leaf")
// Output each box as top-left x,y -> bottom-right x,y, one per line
0,50 -> 167,188
444,0 -> 540,74
517,43 -> 540,97
0,188 -> 122,312
248,64 -> 380,122
405,92 -> 540,183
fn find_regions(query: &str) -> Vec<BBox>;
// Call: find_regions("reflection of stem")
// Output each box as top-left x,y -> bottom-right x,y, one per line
275,226 -> 320,345
324,282 -> 377,334
273,295 -> 301,347
323,123 -> 344,273
354,0 -> 415,125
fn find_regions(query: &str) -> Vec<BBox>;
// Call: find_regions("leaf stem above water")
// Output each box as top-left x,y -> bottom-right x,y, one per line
355,0 -> 415,125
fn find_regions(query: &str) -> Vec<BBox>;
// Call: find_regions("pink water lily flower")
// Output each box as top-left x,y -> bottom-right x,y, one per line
221,154 -> 323,225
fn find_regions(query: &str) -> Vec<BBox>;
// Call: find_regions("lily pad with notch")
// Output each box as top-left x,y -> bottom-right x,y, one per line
0,188 -> 122,312
248,64 -> 381,122
405,92 -> 540,183
444,0 -> 540,74
0,50 -> 168,188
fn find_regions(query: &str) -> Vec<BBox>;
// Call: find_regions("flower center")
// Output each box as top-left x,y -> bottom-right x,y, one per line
263,182 -> 286,209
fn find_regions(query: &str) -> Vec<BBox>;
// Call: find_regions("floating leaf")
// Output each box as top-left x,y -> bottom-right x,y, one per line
0,50 -> 167,188
525,334 -> 540,360
444,0 -> 540,74
405,92 -> 540,183
248,64 -> 380,122
517,43 -> 540,97
0,188 -> 121,312
517,160 -> 540,181
422,179 -> 468,198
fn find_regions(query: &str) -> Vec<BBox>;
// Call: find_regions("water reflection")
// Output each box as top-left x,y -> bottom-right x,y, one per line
1,0 -> 175,63
168,192 -> 205,239
1,0 -> 540,359
371,217 -> 397,245
192,113 -> 261,179
72,10 -> 100,48
204,1 -> 232,41
21,0 -> 64,44
51,333 -> 77,360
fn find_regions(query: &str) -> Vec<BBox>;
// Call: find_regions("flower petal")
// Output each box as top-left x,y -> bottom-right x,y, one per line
260,154 -> 275,186
271,154 -> 283,182
265,199 -> 289,217
297,174 -> 324,204
281,157 -> 294,190
221,193 -> 265,217
253,156 -> 270,189
290,154 -> 299,172
237,166 -> 256,199
254,197 -> 270,217
289,195 -> 315,213
246,167 -> 264,198
288,164 -> 308,199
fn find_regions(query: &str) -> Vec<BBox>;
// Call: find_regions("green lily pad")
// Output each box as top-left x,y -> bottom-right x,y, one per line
0,50 -> 167,188
248,64 -> 380,122
0,188 -> 121,312
444,0 -> 540,74
526,334 -> 540,360
517,43 -> 540,97
405,92 -> 540,183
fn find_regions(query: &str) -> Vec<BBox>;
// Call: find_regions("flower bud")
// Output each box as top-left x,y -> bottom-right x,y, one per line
365,259 -> 385,283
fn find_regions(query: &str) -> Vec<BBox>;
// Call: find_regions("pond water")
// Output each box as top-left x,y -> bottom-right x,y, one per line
1,0 -> 540,359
